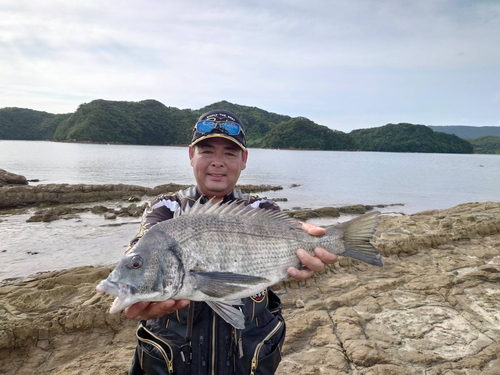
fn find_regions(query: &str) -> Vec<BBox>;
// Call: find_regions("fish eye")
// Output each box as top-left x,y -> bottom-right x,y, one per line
127,255 -> 143,270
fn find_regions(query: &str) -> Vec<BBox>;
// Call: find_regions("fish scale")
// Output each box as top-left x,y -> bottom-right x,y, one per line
96,198 -> 384,329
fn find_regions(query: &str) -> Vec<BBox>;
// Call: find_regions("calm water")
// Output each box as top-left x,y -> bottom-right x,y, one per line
1,140 -> 499,280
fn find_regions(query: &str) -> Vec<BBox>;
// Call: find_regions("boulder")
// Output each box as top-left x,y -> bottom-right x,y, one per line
0,170 -> 28,186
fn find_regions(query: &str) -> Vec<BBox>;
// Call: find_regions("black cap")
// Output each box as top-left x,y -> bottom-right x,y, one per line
190,110 -> 246,150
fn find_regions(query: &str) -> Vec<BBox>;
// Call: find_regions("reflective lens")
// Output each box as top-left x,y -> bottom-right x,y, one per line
196,120 -> 242,135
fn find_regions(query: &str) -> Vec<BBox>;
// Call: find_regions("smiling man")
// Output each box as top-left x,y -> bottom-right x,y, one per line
125,110 -> 337,375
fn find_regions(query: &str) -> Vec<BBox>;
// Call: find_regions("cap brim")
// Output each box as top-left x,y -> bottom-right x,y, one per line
190,134 -> 246,151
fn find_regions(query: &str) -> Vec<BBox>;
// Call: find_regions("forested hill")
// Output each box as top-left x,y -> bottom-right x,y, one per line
261,117 -> 358,150
350,123 -> 474,154
0,99 -> 356,150
0,100 -> 481,153
428,125 -> 500,139
469,136 -> 500,154
0,108 -> 71,140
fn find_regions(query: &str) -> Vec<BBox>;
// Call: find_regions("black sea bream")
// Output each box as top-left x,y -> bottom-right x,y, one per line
96,199 -> 383,328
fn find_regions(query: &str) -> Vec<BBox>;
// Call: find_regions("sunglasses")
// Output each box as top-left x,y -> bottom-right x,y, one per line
195,120 -> 244,136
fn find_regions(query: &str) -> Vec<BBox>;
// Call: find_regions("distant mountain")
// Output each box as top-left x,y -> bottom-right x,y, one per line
350,123 -> 473,154
469,136 -> 500,155
428,125 -> 500,139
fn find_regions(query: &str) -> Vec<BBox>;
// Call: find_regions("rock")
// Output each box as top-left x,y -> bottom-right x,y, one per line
288,207 -> 340,221
295,299 -> 305,308
104,213 -> 117,220
0,169 -> 28,186
0,183 -> 284,209
127,196 -> 141,202
339,204 -> 367,214
91,205 -> 108,214
271,198 -> 288,202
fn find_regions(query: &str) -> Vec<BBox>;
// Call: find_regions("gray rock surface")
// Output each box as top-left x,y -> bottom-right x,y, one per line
0,170 -> 28,186
0,202 -> 499,374
0,183 -> 283,208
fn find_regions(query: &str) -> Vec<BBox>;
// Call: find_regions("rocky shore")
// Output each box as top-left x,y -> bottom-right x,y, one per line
0,182 -> 283,209
1,202 -> 499,374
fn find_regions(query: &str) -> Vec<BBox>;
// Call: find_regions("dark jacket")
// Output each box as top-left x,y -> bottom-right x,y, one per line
128,187 -> 286,375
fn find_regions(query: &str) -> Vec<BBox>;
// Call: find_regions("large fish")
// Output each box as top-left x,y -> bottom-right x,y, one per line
96,199 -> 383,328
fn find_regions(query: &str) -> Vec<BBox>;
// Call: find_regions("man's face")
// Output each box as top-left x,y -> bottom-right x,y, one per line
189,137 -> 248,199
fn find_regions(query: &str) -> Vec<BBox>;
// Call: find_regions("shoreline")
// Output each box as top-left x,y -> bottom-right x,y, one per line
1,201 -> 499,374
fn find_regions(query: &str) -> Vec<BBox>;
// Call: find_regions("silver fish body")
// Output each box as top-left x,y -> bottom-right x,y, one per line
96,199 -> 383,328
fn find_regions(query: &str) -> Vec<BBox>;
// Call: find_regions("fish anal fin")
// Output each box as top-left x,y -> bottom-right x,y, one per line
206,301 -> 245,329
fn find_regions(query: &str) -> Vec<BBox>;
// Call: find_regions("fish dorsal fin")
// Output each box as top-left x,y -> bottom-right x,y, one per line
179,197 -> 302,230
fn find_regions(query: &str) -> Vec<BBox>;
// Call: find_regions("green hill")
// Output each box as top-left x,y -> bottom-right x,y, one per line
0,101 -> 481,153
428,125 -> 500,139
469,136 -> 500,154
350,123 -> 473,153
0,108 -> 70,140
261,117 -> 357,150
53,99 -> 197,145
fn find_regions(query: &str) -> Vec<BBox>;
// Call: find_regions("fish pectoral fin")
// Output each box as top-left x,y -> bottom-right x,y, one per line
191,271 -> 269,298
206,301 -> 245,329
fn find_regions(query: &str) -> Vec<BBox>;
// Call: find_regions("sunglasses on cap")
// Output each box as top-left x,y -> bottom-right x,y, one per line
195,120 -> 245,136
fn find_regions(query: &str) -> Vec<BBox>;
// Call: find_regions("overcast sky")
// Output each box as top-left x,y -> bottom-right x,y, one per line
1,0 -> 499,132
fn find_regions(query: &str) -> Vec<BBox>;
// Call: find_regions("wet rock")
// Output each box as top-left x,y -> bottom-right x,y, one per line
339,204 -> 367,214
127,196 -> 141,202
104,213 -> 117,220
271,198 -> 288,202
91,205 -> 108,214
235,184 -> 283,193
0,183 -> 284,209
289,207 -> 340,221
0,169 -> 28,186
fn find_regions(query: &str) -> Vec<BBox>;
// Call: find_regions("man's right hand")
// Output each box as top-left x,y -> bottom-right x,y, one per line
124,299 -> 191,320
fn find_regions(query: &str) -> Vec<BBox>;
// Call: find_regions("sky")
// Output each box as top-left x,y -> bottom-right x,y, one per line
1,0 -> 499,132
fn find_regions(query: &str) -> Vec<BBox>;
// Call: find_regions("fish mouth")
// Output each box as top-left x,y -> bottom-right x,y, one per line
96,279 -> 162,314
96,279 -> 138,314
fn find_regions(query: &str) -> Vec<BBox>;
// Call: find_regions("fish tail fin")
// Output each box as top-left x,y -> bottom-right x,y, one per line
326,211 -> 384,267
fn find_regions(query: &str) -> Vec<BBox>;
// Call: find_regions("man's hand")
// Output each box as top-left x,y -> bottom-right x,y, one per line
287,222 -> 338,280
124,299 -> 190,320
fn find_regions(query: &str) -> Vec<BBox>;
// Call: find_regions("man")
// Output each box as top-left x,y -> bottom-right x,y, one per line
126,110 -> 337,375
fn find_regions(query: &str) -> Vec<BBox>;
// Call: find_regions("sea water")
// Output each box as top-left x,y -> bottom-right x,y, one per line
1,140 -> 499,280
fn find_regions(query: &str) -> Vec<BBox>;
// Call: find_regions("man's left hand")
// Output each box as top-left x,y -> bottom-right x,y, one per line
287,222 -> 338,280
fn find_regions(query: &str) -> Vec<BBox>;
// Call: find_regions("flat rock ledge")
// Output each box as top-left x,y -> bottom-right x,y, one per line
1,202 -> 499,374
0,183 -> 283,209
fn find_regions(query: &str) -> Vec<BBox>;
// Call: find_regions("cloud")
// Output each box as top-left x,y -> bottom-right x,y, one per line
1,0 -> 500,130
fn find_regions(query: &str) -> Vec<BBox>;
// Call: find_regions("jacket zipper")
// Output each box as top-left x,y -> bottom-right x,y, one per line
249,319 -> 283,375
136,325 -> 174,374
211,312 -> 216,375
